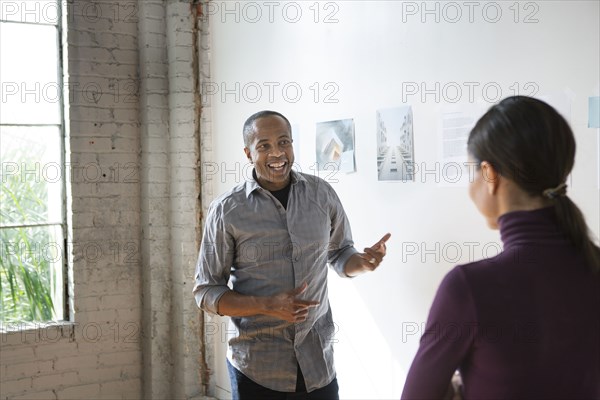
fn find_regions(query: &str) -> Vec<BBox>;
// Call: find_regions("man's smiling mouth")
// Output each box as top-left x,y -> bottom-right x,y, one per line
267,161 -> 287,171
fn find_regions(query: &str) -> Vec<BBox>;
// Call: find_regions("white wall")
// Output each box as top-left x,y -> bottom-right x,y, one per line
203,1 -> 600,398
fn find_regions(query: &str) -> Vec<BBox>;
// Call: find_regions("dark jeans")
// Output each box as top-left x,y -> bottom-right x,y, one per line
227,359 -> 339,400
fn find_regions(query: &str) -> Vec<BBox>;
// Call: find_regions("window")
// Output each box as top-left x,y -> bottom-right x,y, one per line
0,1 -> 67,324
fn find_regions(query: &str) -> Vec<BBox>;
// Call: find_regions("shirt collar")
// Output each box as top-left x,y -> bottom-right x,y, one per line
245,168 -> 306,198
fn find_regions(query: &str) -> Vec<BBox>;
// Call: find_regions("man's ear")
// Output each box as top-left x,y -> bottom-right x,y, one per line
243,147 -> 252,163
480,161 -> 500,195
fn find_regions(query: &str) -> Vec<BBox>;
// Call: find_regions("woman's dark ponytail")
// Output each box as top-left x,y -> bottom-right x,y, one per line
553,196 -> 600,272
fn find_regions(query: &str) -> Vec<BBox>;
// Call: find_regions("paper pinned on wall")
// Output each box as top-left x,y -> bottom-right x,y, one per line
537,91 -> 572,124
437,104 -> 484,187
376,106 -> 415,182
315,119 -> 356,173
584,96 -> 600,189
589,96 -> 600,128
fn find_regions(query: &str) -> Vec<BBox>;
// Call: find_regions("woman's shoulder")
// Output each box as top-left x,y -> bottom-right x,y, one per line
449,254 -> 506,280
439,254 -> 513,299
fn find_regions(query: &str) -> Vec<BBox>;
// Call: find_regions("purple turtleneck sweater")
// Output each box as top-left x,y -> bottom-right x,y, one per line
401,207 -> 600,399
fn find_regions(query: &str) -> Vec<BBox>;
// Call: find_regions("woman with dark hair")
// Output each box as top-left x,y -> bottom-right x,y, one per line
401,96 -> 600,399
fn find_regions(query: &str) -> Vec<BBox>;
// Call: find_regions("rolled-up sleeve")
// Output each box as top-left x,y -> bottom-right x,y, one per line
326,185 -> 358,277
193,201 -> 234,315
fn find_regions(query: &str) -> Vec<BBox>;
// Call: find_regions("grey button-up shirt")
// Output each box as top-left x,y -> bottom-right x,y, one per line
193,170 -> 358,392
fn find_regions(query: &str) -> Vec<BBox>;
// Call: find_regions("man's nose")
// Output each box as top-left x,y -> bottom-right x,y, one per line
269,146 -> 285,157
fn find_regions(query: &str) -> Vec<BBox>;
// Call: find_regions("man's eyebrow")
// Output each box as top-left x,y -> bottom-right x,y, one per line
256,134 -> 290,144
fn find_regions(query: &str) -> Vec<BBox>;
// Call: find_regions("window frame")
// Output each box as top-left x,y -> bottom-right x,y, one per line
0,0 -> 69,327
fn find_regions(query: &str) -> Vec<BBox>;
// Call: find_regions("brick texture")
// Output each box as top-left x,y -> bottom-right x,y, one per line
0,1 -> 208,399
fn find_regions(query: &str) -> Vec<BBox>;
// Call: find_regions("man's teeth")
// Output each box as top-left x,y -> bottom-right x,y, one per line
269,162 -> 286,168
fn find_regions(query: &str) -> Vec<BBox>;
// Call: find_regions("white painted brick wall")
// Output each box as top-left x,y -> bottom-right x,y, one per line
197,1 -> 220,396
137,0 -> 173,398
165,1 -> 205,398
0,0 -> 213,398
1,0 -> 142,398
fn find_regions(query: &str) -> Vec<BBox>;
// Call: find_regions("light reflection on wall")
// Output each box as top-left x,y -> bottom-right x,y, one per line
328,274 -> 405,399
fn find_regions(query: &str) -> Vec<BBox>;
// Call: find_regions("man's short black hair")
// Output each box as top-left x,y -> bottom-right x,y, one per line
243,110 -> 292,147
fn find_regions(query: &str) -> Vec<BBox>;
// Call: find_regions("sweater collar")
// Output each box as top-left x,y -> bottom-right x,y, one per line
497,206 -> 566,249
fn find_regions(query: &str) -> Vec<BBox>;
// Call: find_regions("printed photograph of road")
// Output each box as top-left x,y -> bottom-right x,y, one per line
376,106 -> 415,181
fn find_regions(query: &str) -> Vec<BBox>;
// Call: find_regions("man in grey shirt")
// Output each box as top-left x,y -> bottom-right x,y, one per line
193,110 -> 390,399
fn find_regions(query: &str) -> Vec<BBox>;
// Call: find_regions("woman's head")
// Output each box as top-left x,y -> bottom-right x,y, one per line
467,96 -> 599,271
467,96 -> 574,199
